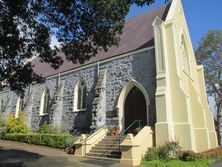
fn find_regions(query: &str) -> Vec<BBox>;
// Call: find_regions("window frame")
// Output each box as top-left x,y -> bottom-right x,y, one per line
39,88 -> 50,116
15,97 -> 24,118
73,79 -> 87,112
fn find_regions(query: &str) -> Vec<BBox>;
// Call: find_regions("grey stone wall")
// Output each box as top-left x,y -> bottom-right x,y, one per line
0,90 -> 11,118
0,48 -> 156,132
60,66 -> 97,133
101,49 -> 156,126
20,78 -> 58,130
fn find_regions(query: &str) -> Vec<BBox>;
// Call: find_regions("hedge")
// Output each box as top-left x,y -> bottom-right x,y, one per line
0,133 -> 74,149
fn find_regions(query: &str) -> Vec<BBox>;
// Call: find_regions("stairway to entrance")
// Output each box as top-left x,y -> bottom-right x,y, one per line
85,136 -> 122,159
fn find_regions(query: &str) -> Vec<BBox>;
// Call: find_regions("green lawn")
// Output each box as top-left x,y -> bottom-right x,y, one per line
141,159 -> 217,167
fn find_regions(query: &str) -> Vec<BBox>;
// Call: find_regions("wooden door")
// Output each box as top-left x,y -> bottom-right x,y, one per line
124,87 -> 147,132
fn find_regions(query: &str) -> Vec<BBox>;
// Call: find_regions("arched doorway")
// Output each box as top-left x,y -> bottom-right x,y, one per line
117,79 -> 149,131
124,87 -> 147,133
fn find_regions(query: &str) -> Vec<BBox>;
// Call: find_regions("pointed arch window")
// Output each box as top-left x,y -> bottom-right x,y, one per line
74,79 -> 86,112
15,97 -> 24,118
40,88 -> 50,116
180,35 -> 191,76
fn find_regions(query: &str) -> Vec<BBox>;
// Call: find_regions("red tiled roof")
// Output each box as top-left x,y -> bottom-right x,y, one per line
32,3 -> 171,77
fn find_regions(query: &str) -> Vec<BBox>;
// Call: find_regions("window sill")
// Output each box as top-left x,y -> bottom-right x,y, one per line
39,113 -> 48,116
73,109 -> 86,112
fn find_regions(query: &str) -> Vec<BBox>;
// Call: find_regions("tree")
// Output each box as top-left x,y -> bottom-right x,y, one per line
195,30 -> 222,144
0,0 -> 154,94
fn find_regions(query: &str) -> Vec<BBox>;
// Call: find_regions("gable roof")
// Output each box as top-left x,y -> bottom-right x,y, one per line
32,3 -> 171,78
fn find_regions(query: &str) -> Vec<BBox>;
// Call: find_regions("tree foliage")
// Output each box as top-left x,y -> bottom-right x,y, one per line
0,0 -> 154,94
195,30 -> 222,144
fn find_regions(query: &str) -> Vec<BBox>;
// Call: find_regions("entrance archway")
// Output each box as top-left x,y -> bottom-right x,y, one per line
117,80 -> 150,131
124,87 -> 147,131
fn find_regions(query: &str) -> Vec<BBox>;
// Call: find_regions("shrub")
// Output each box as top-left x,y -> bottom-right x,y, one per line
144,147 -> 160,160
5,112 -> 29,133
0,112 -> 5,128
144,141 -> 181,161
38,122 -> 60,134
65,136 -> 76,148
179,150 -> 196,161
0,113 -> 6,137
0,133 -> 75,149
0,127 -> 6,135
158,141 -> 181,160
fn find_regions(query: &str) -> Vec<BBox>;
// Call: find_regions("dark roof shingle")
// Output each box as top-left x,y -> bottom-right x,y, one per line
32,3 -> 171,77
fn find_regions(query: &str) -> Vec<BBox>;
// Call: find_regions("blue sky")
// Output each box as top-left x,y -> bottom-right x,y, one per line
52,0 -> 222,49
126,0 -> 222,48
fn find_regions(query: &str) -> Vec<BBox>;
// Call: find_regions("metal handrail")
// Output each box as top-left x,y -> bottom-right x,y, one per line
117,119 -> 143,152
120,119 -> 142,135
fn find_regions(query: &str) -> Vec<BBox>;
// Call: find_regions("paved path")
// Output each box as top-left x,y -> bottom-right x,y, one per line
211,159 -> 222,167
0,140 -> 128,167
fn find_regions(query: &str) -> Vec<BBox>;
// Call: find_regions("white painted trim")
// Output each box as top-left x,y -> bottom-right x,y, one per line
181,33 -> 192,78
194,128 -> 210,130
166,0 -> 179,21
40,89 -> 45,116
73,78 -> 87,112
46,46 -> 154,80
185,96 -> 196,152
161,21 -> 175,141
117,79 -> 150,131
39,88 -> 50,116
174,26 -> 183,81
73,109 -> 86,112
39,113 -> 48,116
152,17 -> 165,73
15,97 -> 21,118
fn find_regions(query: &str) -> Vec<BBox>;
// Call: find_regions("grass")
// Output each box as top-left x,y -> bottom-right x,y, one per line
141,159 -> 217,167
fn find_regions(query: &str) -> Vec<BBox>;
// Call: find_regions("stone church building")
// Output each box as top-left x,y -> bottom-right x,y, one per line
0,0 -> 218,160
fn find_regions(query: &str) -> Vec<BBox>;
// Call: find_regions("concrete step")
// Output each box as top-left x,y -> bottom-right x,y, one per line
94,143 -> 119,148
89,149 -> 120,154
102,138 -> 120,142
97,141 -> 119,145
86,152 -> 121,159
90,148 -> 120,154
86,135 -> 123,159
91,146 -> 120,151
